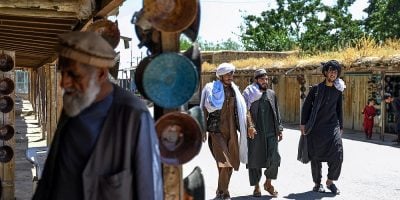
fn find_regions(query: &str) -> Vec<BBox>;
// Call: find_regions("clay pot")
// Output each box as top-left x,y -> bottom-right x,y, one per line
0,53 -> 14,72
271,77 -> 279,84
0,145 -> 13,163
0,125 -> 14,141
0,78 -> 15,95
300,85 -> 306,92
0,96 -> 14,113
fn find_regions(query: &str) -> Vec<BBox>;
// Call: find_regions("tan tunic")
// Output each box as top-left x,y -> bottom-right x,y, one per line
209,86 -> 240,170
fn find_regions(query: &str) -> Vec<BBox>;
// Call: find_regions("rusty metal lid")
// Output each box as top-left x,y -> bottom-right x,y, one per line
0,145 -> 13,163
86,19 -> 120,49
0,78 -> 15,95
0,53 -> 14,72
144,0 -> 198,32
0,125 -> 14,141
155,112 -> 202,165
0,96 -> 14,113
142,53 -> 198,108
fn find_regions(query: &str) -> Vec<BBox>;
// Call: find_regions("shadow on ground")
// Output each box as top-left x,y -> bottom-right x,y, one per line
231,194 -> 275,200
284,191 -> 336,199
284,123 -> 400,148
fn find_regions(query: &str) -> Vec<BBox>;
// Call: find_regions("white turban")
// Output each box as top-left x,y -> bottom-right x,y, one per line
216,63 -> 235,78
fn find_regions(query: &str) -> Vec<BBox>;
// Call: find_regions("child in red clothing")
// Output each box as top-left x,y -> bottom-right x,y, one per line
363,98 -> 376,139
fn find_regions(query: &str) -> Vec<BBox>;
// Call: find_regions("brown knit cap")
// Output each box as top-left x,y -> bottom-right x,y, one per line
58,31 -> 116,68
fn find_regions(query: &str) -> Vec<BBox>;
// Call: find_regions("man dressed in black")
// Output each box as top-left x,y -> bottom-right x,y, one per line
300,60 -> 345,195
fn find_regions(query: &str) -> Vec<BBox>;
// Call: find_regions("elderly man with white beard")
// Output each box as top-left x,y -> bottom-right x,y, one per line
32,31 -> 163,200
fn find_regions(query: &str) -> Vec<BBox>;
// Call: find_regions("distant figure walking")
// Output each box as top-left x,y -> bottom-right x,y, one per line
362,98 -> 376,139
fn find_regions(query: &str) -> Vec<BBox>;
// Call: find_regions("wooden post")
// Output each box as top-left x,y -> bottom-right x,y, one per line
0,50 -> 16,200
45,65 -> 51,143
380,71 -> 385,141
49,63 -> 58,143
159,32 -> 184,200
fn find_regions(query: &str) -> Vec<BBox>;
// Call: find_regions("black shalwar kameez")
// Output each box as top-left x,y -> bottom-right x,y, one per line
301,82 -> 343,184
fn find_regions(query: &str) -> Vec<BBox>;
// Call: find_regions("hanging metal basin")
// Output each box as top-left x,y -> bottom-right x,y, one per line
300,86 -> 306,92
0,53 -> 14,72
86,19 -> 120,49
135,57 -> 152,100
134,24 -> 162,55
0,145 -> 13,163
0,125 -> 14,141
144,0 -> 198,32
0,78 -> 15,95
142,53 -> 198,108
182,0 -> 201,41
155,112 -> 202,165
184,166 -> 205,200
0,96 -> 14,113
187,106 -> 206,134
183,44 -> 201,90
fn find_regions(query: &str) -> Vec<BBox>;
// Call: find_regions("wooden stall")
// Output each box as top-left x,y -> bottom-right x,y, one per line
201,53 -> 400,138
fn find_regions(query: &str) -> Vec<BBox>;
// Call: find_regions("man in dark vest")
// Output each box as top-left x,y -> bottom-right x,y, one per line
242,69 -> 283,197
300,60 -> 345,195
32,31 -> 163,200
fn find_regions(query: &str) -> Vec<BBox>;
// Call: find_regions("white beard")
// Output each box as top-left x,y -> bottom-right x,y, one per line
62,75 -> 100,117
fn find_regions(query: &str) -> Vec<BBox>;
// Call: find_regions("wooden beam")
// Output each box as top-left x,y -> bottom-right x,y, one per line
0,26 -> 60,38
95,0 -> 124,17
0,7 -> 77,18
78,0 -> 123,31
0,41 -> 55,50
0,31 -> 58,42
0,19 -> 75,30
0,35 -> 57,46
0,24 -> 70,33
0,14 -> 78,24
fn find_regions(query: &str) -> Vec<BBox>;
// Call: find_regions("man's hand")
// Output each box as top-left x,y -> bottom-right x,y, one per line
278,132 -> 283,142
248,126 -> 257,139
300,125 -> 305,135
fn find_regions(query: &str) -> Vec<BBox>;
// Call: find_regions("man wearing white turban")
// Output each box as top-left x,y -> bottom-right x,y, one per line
200,63 -> 247,200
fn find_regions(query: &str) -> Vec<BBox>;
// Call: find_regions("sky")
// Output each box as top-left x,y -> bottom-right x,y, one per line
113,0 -> 369,71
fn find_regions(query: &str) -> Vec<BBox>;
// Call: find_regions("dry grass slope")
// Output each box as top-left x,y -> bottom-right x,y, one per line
202,37 -> 400,72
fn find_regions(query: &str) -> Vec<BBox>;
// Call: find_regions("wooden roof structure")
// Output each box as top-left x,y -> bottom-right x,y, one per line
0,0 -> 123,68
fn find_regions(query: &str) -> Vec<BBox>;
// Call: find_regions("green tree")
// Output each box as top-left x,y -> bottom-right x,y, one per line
301,0 -> 363,52
240,0 -> 363,53
364,0 -> 400,42
180,36 -> 242,51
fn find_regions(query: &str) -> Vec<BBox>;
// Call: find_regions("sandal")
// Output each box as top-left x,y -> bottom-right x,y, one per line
264,184 -> 278,197
327,183 -> 340,195
253,185 -> 261,197
312,184 -> 325,193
